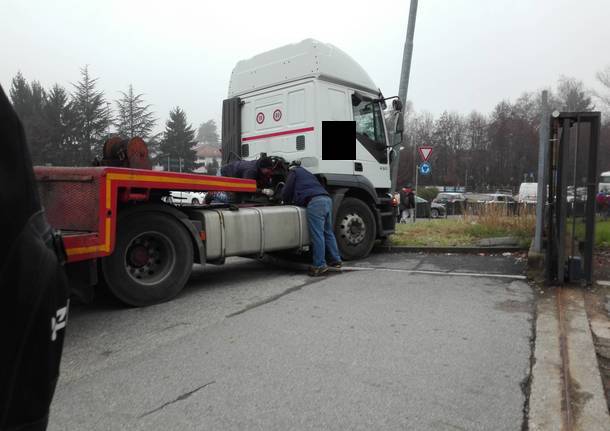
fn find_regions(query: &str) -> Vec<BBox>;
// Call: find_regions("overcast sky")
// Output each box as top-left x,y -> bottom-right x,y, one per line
2,0 -> 609,133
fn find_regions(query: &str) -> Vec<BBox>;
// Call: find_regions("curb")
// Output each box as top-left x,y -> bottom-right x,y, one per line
374,245 -> 528,254
529,289 -> 610,430
527,239 -> 545,271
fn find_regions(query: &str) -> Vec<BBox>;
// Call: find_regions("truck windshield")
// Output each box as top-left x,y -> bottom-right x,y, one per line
352,98 -> 387,163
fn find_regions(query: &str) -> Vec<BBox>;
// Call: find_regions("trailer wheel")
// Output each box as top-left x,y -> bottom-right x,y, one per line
335,197 -> 376,260
191,198 -> 200,205
101,212 -> 193,306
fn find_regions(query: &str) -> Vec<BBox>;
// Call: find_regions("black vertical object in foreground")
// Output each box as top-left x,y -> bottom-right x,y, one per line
0,85 -> 69,431
221,97 -> 242,165
544,112 -> 601,285
322,121 -> 356,160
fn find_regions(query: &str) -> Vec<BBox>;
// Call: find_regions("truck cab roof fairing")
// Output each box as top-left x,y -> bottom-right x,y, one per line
228,39 -> 378,97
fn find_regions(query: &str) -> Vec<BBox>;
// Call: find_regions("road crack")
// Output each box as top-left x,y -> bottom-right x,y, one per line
139,381 -> 215,418
226,277 -> 329,318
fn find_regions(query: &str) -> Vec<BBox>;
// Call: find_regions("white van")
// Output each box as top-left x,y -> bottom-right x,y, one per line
518,183 -> 537,204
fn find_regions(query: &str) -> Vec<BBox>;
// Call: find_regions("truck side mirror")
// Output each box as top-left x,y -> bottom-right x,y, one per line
392,99 -> 403,111
394,112 -> 404,135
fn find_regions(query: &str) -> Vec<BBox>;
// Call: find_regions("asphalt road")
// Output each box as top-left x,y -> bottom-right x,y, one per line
49,252 -> 534,431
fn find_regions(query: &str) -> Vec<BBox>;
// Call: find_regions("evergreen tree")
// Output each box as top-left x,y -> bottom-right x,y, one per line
196,119 -> 220,146
43,85 -> 76,165
9,73 -> 48,164
9,72 -> 32,118
160,107 -> 197,172
114,84 -> 156,139
71,66 -> 111,165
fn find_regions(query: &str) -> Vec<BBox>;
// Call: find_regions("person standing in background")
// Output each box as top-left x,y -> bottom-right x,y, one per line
400,187 -> 415,223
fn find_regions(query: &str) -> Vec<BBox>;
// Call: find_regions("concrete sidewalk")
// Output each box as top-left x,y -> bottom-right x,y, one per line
529,288 -> 610,430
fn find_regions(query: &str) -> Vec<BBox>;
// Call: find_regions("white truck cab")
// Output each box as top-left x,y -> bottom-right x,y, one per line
222,39 -> 401,259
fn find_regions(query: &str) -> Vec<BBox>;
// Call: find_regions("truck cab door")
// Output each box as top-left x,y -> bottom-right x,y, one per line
351,94 -> 390,189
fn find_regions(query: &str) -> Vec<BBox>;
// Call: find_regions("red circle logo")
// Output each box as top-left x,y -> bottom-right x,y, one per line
273,109 -> 282,121
256,112 -> 265,124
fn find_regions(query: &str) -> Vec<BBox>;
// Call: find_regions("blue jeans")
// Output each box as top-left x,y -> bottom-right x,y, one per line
306,195 -> 341,268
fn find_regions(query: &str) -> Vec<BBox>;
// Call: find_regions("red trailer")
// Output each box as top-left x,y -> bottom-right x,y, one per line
35,166 -> 258,306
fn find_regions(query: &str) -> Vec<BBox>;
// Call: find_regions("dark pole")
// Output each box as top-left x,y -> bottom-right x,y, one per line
556,118 -> 571,284
584,114 -> 601,285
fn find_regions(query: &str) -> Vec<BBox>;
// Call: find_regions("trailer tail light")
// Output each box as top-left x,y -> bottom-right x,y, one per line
199,231 -> 206,241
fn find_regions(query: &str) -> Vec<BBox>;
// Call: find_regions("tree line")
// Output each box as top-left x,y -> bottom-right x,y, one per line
397,74 -> 610,191
8,66 -> 609,187
7,67 -> 220,173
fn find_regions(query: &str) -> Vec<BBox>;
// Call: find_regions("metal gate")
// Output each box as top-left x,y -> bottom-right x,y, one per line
545,112 -> 601,285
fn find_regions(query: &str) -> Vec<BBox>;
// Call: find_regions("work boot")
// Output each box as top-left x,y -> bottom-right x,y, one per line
308,266 -> 329,277
328,261 -> 342,269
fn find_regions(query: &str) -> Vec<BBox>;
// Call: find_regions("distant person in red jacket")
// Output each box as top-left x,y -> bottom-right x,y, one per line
399,187 -> 415,223
597,191 -> 610,219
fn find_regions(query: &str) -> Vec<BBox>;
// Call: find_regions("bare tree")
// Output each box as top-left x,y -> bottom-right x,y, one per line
557,76 -> 594,112
596,66 -> 610,111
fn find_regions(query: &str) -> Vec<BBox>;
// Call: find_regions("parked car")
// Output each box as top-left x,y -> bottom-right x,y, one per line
485,193 -> 515,204
165,191 -> 207,205
433,192 -> 466,204
566,186 -> 587,202
433,192 -> 465,215
429,200 -> 446,218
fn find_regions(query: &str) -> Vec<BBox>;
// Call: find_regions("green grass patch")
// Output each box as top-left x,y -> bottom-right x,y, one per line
390,205 -> 536,247
571,218 -> 610,249
391,220 -> 477,247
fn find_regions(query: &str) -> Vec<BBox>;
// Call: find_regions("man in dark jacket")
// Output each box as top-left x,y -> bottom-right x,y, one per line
0,85 -> 69,430
206,156 -> 275,204
220,156 -> 274,187
281,166 -> 342,276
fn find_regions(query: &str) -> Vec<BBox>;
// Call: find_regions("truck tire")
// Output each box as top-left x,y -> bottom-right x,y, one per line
191,198 -> 200,205
334,197 -> 376,260
101,212 -> 193,306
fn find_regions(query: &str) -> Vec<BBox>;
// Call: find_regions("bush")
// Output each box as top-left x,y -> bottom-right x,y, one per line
417,186 -> 439,202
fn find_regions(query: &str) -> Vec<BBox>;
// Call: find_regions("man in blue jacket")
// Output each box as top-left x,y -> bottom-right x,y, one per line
220,156 -> 274,187
281,166 -> 342,276
206,156 -> 274,204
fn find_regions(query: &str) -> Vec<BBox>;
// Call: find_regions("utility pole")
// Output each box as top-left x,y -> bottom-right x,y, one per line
391,0 -> 418,192
533,90 -> 549,252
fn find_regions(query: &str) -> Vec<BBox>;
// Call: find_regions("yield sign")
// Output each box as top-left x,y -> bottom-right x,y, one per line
418,146 -> 433,162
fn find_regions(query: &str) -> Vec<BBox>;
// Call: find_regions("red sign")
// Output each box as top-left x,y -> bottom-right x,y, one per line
273,109 -> 282,121
256,112 -> 265,124
418,146 -> 433,162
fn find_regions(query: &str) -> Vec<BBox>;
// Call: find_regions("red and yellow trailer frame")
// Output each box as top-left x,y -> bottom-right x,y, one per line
34,166 -> 256,263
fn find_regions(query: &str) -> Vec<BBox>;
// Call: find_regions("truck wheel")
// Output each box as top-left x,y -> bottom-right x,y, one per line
101,212 -> 193,306
335,197 -> 376,260
191,198 -> 200,205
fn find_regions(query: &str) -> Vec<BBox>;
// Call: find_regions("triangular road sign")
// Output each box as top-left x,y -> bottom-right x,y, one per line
418,146 -> 433,162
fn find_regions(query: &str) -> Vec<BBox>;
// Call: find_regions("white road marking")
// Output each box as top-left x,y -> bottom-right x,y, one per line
343,266 -> 527,280
598,280 -> 610,287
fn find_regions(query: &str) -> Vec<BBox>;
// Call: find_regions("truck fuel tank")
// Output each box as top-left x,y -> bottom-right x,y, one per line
194,205 -> 310,260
